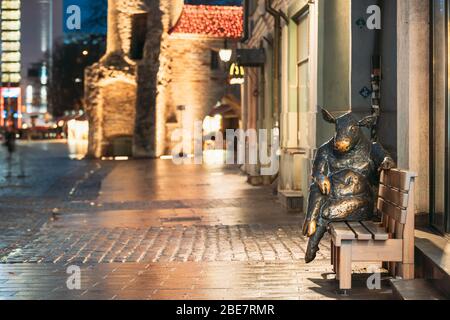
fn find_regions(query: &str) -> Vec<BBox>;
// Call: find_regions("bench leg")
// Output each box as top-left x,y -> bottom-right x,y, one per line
335,246 -> 340,279
339,241 -> 352,290
331,240 -> 335,271
399,263 -> 414,280
389,262 -> 395,277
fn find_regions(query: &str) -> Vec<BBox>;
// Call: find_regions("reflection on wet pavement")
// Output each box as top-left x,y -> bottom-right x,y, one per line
0,142 -> 394,300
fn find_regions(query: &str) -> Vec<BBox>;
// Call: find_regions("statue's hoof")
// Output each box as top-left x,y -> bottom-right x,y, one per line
305,246 -> 319,264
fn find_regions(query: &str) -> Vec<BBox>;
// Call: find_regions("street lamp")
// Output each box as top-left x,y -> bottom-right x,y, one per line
229,63 -> 245,85
219,38 -> 232,63
219,49 -> 232,63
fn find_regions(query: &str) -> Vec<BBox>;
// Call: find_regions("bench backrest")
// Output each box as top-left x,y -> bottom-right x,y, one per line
377,169 -> 417,241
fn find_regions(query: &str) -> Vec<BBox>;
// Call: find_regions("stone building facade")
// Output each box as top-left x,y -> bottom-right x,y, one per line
85,1 -> 243,158
240,0 -> 434,226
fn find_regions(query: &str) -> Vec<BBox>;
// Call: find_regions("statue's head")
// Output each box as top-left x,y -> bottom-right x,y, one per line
321,108 -> 377,154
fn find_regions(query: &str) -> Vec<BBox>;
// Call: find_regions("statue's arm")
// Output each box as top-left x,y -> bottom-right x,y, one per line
311,145 -> 331,195
372,142 -> 395,170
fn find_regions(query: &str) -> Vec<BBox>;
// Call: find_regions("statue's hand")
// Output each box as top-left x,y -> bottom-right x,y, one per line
317,176 -> 331,195
380,157 -> 396,171
302,220 -> 317,237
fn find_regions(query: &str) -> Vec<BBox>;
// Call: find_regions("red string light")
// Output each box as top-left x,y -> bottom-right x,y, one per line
171,5 -> 243,38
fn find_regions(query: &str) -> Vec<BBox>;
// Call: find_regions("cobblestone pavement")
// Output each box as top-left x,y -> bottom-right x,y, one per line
2,224 -> 330,264
0,142 -> 394,300
0,263 -> 394,300
0,141 -> 111,257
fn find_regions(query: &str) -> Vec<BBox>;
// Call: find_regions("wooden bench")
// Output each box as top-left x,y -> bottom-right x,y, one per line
329,169 -> 417,290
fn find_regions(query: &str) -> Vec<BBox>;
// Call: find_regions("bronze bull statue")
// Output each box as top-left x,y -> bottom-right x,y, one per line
303,109 -> 395,263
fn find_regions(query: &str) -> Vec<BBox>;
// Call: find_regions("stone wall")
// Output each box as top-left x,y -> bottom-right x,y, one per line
85,0 -> 234,158
165,36 -> 228,154
85,0 -> 184,158
85,52 -> 137,158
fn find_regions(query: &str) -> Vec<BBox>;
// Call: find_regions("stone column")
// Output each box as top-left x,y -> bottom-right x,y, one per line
396,0 -> 430,214
106,0 -> 122,54
133,0 -> 165,158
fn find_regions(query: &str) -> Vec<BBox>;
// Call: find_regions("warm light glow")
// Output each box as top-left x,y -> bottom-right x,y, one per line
1,20 -> 20,31
219,49 -> 232,62
82,50 -> 89,56
2,41 -> 20,51
1,10 -> 20,21
67,119 -> 89,160
1,31 -> 20,41
2,1 -> 21,10
1,1 -> 21,86
1,62 -> 20,72
203,114 -> 222,133
1,52 -> 20,62
2,73 -> 21,83
114,156 -> 129,161
203,150 -> 226,165
229,77 -> 245,85
229,63 -> 245,85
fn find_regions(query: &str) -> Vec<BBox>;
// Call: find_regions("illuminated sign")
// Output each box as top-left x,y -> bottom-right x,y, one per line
229,63 -> 245,85
0,0 -> 21,85
0,86 -> 22,127
1,87 -> 20,98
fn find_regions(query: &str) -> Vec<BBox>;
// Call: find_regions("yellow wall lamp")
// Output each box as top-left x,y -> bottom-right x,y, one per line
229,62 -> 245,85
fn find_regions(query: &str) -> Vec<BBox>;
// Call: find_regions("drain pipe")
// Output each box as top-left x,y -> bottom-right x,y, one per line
371,0 -> 383,141
265,0 -> 282,127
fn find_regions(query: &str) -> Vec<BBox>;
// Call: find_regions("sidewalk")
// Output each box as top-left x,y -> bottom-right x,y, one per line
0,145 -> 394,299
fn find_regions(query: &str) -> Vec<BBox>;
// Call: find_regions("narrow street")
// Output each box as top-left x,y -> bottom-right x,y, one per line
0,141 -> 394,300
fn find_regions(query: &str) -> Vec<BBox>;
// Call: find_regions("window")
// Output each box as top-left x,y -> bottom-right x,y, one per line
297,10 -> 310,147
210,50 -> 219,70
431,0 -> 450,233
129,13 -> 148,60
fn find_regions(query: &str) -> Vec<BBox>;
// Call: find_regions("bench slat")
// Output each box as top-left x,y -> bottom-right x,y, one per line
330,222 -> 355,246
347,222 -> 373,240
360,221 -> 389,240
377,197 -> 407,224
380,169 -> 416,192
379,184 -> 409,209
351,240 -> 403,262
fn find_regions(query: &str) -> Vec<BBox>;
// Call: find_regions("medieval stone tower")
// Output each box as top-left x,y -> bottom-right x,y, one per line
85,0 -> 242,159
85,0 -> 183,158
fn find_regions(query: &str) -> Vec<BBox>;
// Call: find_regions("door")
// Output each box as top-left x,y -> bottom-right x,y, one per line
431,0 -> 450,233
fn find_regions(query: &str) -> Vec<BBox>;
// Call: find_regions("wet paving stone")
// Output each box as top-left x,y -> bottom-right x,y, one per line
0,262 -> 393,300
1,224 -> 331,264
0,142 -> 395,299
